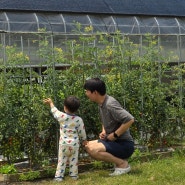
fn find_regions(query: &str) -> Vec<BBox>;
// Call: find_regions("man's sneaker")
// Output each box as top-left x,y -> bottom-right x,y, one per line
109,165 -> 131,176
53,177 -> 63,182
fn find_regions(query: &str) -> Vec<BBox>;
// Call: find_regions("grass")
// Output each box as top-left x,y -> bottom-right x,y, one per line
9,151 -> 185,185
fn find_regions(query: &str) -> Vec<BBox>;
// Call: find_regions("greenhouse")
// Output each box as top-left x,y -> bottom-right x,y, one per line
0,0 -> 184,170
1,0 -> 185,65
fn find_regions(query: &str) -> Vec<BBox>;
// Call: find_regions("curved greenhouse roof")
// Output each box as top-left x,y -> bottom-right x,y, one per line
0,0 -> 185,17
0,0 -> 185,34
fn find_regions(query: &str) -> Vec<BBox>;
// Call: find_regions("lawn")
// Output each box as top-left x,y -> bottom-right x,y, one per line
8,151 -> 185,185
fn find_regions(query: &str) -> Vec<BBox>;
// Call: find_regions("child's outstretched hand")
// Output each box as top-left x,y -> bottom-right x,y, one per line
43,98 -> 54,107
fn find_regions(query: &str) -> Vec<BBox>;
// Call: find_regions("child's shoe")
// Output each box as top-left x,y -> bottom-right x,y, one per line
53,177 -> 63,182
71,176 -> 79,180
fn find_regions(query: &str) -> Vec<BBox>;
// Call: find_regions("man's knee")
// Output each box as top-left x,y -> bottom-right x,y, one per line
85,140 -> 105,154
85,144 -> 94,154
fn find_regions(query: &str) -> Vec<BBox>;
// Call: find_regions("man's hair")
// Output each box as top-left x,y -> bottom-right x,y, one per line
64,96 -> 80,113
83,77 -> 106,95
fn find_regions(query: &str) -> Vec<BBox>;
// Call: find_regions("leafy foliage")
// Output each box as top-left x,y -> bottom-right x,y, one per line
0,31 -> 184,169
0,164 -> 17,174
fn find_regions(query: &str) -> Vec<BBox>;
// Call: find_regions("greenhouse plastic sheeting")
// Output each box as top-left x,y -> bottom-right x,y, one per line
0,0 -> 185,17
1,12 -> 185,34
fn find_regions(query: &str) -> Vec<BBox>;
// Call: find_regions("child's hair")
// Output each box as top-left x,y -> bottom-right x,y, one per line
83,77 -> 106,95
64,96 -> 80,113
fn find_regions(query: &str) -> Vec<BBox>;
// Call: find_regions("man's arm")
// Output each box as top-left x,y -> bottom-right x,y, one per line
107,119 -> 134,141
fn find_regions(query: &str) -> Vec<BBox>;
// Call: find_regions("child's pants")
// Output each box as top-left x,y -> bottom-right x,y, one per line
55,144 -> 79,178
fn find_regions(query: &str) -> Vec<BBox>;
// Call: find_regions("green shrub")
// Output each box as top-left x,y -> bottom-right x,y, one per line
0,164 -> 17,174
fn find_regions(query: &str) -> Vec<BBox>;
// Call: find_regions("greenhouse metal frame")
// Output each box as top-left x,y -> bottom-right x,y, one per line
0,12 -> 185,65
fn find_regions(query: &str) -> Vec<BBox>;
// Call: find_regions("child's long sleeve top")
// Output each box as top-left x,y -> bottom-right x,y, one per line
51,107 -> 87,147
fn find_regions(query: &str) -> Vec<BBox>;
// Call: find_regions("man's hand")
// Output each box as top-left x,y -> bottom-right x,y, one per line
99,132 -> 107,140
82,140 -> 88,146
106,133 -> 117,141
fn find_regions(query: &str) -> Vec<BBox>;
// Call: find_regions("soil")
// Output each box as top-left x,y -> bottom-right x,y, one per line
0,157 -> 93,184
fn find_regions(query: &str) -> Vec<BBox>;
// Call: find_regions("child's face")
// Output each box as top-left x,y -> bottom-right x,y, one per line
64,106 -> 67,113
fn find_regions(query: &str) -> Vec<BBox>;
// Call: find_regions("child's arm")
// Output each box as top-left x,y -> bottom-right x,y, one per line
43,98 -> 65,121
78,119 -> 87,144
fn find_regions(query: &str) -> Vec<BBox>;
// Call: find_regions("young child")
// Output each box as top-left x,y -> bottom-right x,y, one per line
43,96 -> 87,182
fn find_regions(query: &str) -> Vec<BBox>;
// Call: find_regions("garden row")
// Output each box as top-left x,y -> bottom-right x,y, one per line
0,31 -> 184,169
